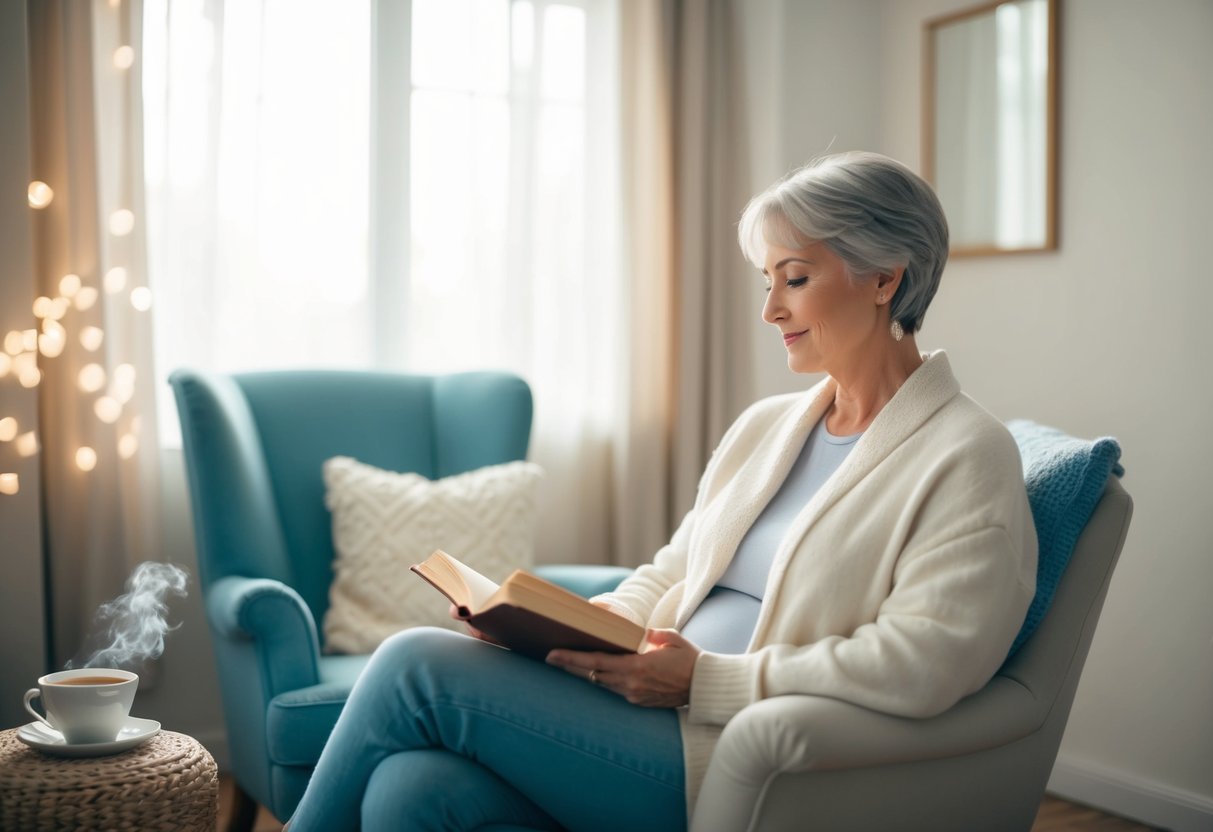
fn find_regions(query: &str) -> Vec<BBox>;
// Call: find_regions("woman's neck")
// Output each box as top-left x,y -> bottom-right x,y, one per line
826,336 -> 924,435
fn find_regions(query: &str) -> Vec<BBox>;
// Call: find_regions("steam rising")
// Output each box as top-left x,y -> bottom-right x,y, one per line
68,562 -> 189,670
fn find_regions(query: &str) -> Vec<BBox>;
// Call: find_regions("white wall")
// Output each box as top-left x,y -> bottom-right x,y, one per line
746,0 -> 885,400
750,0 -> 1213,827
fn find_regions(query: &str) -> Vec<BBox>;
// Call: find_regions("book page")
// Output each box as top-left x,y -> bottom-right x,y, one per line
444,554 -> 501,612
411,550 -> 501,613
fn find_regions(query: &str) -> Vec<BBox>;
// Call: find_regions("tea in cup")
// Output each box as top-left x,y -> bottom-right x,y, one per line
23,668 -> 138,744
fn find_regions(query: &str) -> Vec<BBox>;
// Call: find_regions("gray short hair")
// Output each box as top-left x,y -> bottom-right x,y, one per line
737,152 -> 949,335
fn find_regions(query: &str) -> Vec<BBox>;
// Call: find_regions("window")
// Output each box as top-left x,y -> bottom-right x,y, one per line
143,0 -> 619,445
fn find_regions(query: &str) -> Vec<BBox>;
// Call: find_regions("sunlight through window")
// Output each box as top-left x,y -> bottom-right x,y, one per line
144,0 -> 371,443
144,0 -> 602,444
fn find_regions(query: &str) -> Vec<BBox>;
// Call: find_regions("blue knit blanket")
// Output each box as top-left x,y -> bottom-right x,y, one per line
1005,420 -> 1124,657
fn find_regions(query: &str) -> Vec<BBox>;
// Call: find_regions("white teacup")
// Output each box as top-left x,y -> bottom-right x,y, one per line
23,668 -> 138,745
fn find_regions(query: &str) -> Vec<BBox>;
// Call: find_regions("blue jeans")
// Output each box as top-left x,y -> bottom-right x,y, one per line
290,628 -> 686,831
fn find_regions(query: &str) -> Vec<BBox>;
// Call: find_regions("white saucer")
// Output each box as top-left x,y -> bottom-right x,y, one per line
16,716 -> 161,758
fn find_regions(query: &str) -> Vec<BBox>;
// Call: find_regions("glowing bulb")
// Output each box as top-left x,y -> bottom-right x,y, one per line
75,286 -> 99,311
76,446 -> 97,471
4,332 -> 22,355
78,363 -> 107,393
38,328 -> 66,358
28,181 -> 54,209
48,297 -> 70,320
80,326 -> 105,352
16,431 -> 38,457
113,45 -> 134,69
104,267 -> 127,293
117,434 -> 138,459
0,353 -> 10,377
0,474 -> 18,495
130,286 -> 152,311
38,338 -> 65,360
112,363 -> 136,403
113,363 -> 136,387
0,417 -> 16,441
12,352 -> 36,376
18,365 -> 41,388
94,396 -> 122,424
108,209 -> 135,236
59,273 -> 82,297
22,329 -> 37,351
32,296 -> 53,318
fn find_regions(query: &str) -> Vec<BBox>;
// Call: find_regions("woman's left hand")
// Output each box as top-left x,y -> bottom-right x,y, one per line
546,629 -> 701,708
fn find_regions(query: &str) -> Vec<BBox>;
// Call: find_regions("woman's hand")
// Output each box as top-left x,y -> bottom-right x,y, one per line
546,629 -> 700,708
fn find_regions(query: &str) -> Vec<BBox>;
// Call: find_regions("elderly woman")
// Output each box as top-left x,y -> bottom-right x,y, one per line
288,152 -> 1037,831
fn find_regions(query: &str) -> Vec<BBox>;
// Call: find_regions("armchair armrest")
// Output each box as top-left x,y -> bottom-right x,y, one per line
692,675 -> 1043,831
206,575 -> 322,695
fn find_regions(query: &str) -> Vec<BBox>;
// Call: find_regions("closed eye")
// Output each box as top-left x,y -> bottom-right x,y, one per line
762,276 -> 809,293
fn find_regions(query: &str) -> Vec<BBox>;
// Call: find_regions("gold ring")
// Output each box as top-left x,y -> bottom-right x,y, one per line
588,669 -> 600,685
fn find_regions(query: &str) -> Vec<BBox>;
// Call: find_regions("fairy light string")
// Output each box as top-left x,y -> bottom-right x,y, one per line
1,0 -> 147,495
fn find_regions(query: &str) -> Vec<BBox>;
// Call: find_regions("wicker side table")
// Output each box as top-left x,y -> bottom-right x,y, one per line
0,728 -> 218,831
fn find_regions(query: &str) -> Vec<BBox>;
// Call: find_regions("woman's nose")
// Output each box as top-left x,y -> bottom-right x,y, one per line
762,290 -> 785,325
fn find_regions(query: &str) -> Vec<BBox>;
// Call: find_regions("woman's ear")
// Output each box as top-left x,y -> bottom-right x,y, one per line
875,267 -> 905,302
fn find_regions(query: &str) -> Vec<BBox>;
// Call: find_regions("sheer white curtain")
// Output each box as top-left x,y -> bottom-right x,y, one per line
143,0 -> 626,565
143,0 -> 374,431
25,0 -> 163,667
610,0 -> 753,567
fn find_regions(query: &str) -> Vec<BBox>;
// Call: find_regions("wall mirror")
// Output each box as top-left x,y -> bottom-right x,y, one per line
924,0 -> 1058,256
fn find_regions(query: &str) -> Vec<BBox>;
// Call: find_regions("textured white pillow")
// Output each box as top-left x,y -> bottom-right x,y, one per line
322,456 -> 543,654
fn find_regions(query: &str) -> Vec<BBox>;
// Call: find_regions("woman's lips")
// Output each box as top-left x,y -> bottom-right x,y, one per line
783,330 -> 808,346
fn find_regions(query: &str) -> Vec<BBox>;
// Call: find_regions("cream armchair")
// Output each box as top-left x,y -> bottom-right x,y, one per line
691,474 -> 1132,832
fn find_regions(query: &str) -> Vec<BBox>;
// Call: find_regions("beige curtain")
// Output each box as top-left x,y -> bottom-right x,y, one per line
612,0 -> 753,567
27,0 -> 162,668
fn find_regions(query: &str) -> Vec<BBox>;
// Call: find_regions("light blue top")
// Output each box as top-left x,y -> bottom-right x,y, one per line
680,420 -> 862,654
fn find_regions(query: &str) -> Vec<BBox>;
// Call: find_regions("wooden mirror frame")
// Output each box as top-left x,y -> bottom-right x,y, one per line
923,0 -> 1060,257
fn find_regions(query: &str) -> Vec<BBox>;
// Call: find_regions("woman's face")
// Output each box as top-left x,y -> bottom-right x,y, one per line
761,241 -> 883,375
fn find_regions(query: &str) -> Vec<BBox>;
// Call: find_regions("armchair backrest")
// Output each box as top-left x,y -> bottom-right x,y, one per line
998,419 -> 1131,714
998,475 -> 1132,725
169,369 -> 533,634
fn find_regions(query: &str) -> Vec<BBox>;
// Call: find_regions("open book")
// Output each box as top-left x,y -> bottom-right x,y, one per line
410,550 -> 645,660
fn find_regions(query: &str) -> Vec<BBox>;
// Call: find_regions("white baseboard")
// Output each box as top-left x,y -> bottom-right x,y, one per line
1048,756 -> 1213,832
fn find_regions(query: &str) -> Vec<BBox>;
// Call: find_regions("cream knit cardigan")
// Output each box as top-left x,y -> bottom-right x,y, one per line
595,351 -> 1038,817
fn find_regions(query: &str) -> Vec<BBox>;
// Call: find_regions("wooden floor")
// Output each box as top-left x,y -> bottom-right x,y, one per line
1032,796 -> 1162,831
218,776 -> 279,832
217,775 -> 1162,831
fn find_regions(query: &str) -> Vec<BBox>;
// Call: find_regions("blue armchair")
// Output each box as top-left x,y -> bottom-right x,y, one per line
169,369 -> 628,827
